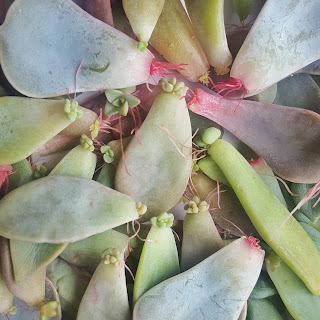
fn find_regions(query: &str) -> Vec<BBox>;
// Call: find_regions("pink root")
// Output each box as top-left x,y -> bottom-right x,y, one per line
186,91 -> 199,109
124,263 -> 135,281
66,59 -> 84,101
211,78 -> 247,111
171,228 -> 180,242
246,235 -> 261,249
150,59 -> 186,78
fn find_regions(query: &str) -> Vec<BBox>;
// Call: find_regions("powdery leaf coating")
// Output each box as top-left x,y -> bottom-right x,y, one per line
0,176 -> 141,243
76,251 -> 130,320
0,0 -> 154,98
0,97 -> 75,165
133,238 -> 264,320
115,90 -> 192,221
231,0 -> 320,96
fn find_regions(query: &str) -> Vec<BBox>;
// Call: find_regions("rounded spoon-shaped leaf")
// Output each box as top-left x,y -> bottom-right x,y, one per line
133,237 -> 264,320
0,0 -> 154,97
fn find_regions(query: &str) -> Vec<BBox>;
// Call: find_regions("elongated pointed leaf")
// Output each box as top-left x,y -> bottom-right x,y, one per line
0,97 -> 74,165
0,176 -> 143,243
189,89 -> 320,183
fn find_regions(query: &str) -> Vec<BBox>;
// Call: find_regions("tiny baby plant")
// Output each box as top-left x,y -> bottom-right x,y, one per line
64,99 -> 83,122
39,300 -> 59,320
105,86 -> 141,117
232,0 -> 254,24
77,248 -> 131,320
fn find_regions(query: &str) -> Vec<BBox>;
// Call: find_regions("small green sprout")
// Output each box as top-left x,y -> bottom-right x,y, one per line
137,41 -> 148,52
192,162 -> 199,172
199,71 -> 210,85
184,196 -> 209,214
64,99 -> 83,122
105,86 -> 141,116
101,248 -> 123,267
136,202 -> 147,216
80,134 -> 94,152
150,212 -> 174,229
34,163 -> 48,179
8,306 -> 17,315
101,145 -> 114,163
39,301 -> 59,320
159,78 -> 188,97
89,119 -> 100,139
194,127 -> 221,147
201,127 -> 221,145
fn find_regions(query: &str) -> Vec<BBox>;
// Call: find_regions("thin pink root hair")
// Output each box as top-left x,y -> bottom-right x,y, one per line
271,180 -> 320,241
99,109 -> 119,134
269,174 -> 311,197
66,59 -> 85,101
146,82 -> 153,92
225,18 -> 255,30
124,263 -> 135,281
171,228 -> 180,242
157,124 -> 203,161
187,172 -> 200,199
131,220 -> 155,244
156,125 -> 188,159
206,183 -> 228,211
150,59 -> 186,78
